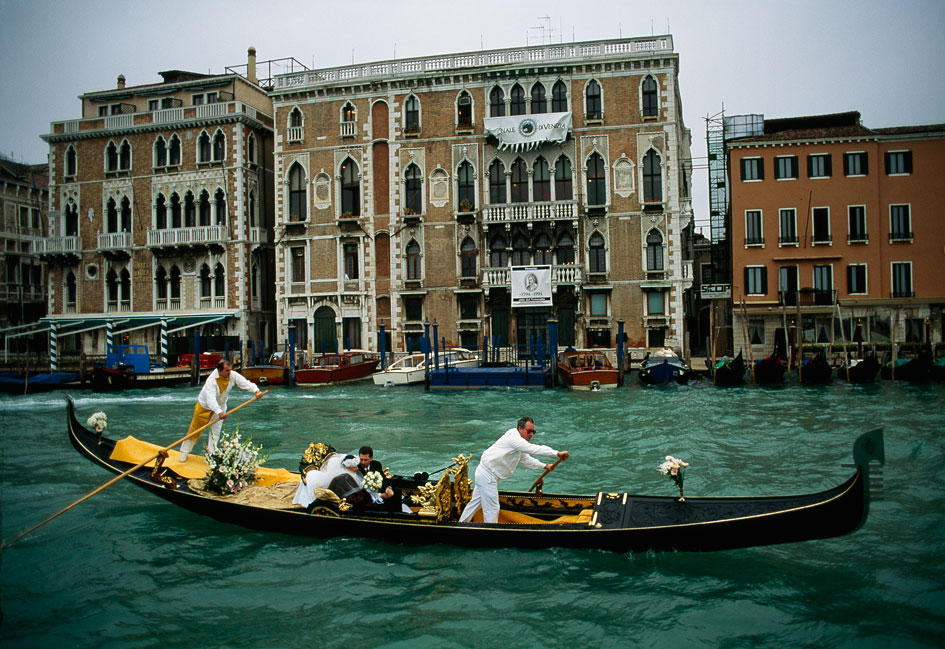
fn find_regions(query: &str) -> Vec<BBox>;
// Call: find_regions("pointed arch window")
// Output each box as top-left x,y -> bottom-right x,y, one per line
65,146 -> 77,178
586,80 -> 602,120
106,198 -> 118,233
212,130 -> 225,162
642,75 -> 659,117
457,161 -> 475,211
457,91 -> 472,127
184,192 -> 196,228
406,240 -> 421,280
404,163 -> 422,214
589,232 -> 606,273
155,194 -> 167,229
533,157 -> 550,202
199,264 -> 212,299
199,190 -> 211,226
646,228 -> 664,271
490,234 -> 508,268
555,156 -> 573,200
170,266 -> 181,301
552,81 -> 568,112
119,268 -> 131,311
119,140 -> 131,171
460,237 -> 477,277
65,271 -> 77,311
247,133 -> 257,165
489,160 -> 506,204
509,84 -> 526,116
531,82 -> 547,114
251,263 -> 259,300
510,158 -> 528,203
342,102 -> 356,122
170,193 -> 182,228
341,158 -> 361,216
643,150 -> 663,202
534,232 -> 552,265
106,268 -> 119,308
248,190 -> 256,228
154,136 -> 167,167
512,234 -> 530,266
586,153 -> 606,206
556,232 -> 575,264
198,131 -> 211,162
105,142 -> 118,172
168,135 -> 181,166
65,202 -> 79,237
288,163 -> 306,222
120,196 -> 131,232
404,96 -> 420,132
214,263 -> 225,299
288,108 -> 303,142
156,266 -> 168,303
214,189 -> 226,225
490,87 -> 505,117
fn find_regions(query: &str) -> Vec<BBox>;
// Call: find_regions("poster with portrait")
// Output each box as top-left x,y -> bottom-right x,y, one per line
511,266 -> 552,307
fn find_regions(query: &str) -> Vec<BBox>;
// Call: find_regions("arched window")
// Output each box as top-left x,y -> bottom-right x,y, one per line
342,102 -> 356,123
184,191 -> 196,227
457,91 -> 472,127
65,146 -> 77,178
457,161 -> 475,211
170,193 -> 182,228
199,190 -> 211,226
119,268 -> 131,309
169,266 -> 181,300
490,234 -> 508,268
340,158 -> 361,216
154,137 -> 167,167
404,96 -> 420,132
510,158 -> 528,203
290,108 -> 303,128
212,130 -> 225,162
214,189 -> 226,225
214,263 -> 225,298
555,156 -> 573,200
646,229 -> 664,271
489,159 -> 506,204
248,190 -> 256,228
461,237 -> 477,277
512,233 -> 529,266
198,131 -> 211,162
156,266 -> 168,301
589,232 -> 606,273
288,163 -> 306,221
65,271 -> 77,309
247,133 -> 257,165
534,232 -> 552,265
169,135 -> 181,166
120,196 -> 131,232
489,87 -> 505,117
531,82 -> 547,114
586,153 -> 606,206
405,240 -> 421,280
199,264 -> 212,298
119,140 -> 131,170
642,75 -> 659,117
106,198 -> 118,233
556,232 -> 574,264
643,150 -> 662,202
155,194 -> 167,229
586,80 -> 602,120
552,81 -> 568,112
509,84 -> 526,116
106,268 -> 119,306
251,263 -> 259,300
404,163 -> 422,214
65,202 -> 79,237
105,142 -> 118,172
533,157 -> 550,202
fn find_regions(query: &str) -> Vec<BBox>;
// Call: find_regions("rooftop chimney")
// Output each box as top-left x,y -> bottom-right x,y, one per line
117,74 -> 126,89
247,47 -> 257,84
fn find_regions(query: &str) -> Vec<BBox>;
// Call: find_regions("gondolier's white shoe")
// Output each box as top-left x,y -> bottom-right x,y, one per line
179,439 -> 194,462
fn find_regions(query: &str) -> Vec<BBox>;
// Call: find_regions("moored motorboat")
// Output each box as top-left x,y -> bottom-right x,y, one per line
710,352 -> 745,386
753,355 -> 786,384
91,344 -> 192,392
65,398 -> 884,554
639,349 -> 691,385
295,351 -> 380,385
557,348 -> 619,390
241,350 -> 306,385
0,370 -> 81,395
837,354 -> 880,383
373,348 -> 478,386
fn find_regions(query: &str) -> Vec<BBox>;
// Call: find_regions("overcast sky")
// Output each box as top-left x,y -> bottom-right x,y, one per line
1,0 -> 942,232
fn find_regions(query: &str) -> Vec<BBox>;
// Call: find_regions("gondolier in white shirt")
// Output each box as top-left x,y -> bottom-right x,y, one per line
459,416 -> 569,524
179,359 -> 262,462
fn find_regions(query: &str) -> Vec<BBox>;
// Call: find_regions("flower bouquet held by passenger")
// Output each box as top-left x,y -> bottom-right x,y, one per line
86,411 -> 107,433
659,455 -> 689,501
204,426 -> 268,495
363,470 -> 384,493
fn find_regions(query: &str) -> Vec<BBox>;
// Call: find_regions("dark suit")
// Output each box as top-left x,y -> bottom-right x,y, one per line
359,459 -> 403,513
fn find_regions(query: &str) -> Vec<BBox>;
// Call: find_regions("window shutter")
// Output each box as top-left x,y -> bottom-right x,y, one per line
861,153 -> 868,176
758,159 -> 764,180
884,152 -> 891,175
744,267 -> 750,293
904,151 -> 913,174
807,155 -> 814,177
824,154 -> 832,177
740,159 -> 747,181
761,267 -> 768,295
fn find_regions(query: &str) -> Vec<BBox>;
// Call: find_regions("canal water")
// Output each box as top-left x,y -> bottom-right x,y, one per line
1,378 -> 943,648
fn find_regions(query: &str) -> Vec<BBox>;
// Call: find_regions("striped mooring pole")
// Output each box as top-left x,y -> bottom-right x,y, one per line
160,318 -> 168,366
49,322 -> 58,371
106,319 -> 114,351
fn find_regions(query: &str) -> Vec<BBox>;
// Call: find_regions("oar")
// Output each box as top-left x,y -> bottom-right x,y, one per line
528,455 -> 567,494
0,390 -> 267,551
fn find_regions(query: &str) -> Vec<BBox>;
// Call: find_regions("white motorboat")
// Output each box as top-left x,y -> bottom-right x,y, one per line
372,348 -> 478,386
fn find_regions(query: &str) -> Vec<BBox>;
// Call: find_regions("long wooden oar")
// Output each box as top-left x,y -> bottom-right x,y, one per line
528,455 -> 567,494
0,390 -> 267,551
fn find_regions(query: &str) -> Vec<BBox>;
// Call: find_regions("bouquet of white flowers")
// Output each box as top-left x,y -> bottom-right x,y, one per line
204,426 -> 268,495
363,470 -> 384,493
658,455 -> 689,501
86,411 -> 107,432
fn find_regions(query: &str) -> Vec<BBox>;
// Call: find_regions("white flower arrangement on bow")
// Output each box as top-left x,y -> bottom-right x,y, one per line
363,470 -> 384,493
204,426 -> 268,495
86,411 -> 107,432
658,455 -> 689,501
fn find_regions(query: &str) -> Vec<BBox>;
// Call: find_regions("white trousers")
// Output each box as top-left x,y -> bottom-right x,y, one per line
459,465 -> 500,523
180,419 -> 224,458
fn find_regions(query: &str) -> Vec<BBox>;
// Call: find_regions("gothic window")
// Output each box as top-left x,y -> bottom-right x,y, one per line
489,159 -> 506,204
646,229 -> 664,271
404,96 -> 420,132
404,163 -> 422,214
555,156 -> 573,200
585,80 -> 602,120
490,234 -> 508,268
200,264 -> 212,298
184,192 -> 196,228
105,141 -> 118,172
642,75 -> 659,117
156,266 -> 168,301
643,150 -> 663,202
510,158 -> 528,203
511,234 -> 529,266
509,84 -> 526,116
534,232 -> 552,265
170,193 -> 182,228
589,232 -> 606,273
198,131 -> 211,163
556,232 -> 574,265
457,161 -> 475,211
288,163 -> 306,222
552,81 -> 568,112
586,153 -> 606,206
154,136 -> 167,167
341,158 -> 361,216
214,263 -> 225,298
248,133 -> 257,165
212,130 -> 225,162
199,190 -> 211,226
65,202 -> 79,236
169,134 -> 181,166
490,87 -> 505,117
120,196 -> 131,232
215,189 -> 226,225
106,198 -> 118,233
65,145 -> 77,178
460,237 -> 477,277
119,140 -> 131,170
531,82 -> 547,114
533,157 -> 550,202
406,240 -> 421,280
457,91 -> 472,127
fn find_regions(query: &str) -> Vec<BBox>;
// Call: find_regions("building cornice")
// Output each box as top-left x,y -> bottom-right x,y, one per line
41,112 -> 272,145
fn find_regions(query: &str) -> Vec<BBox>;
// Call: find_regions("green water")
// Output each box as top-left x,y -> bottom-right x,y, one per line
1,379 -> 944,648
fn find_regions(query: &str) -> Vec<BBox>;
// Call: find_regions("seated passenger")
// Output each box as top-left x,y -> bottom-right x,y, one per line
326,455 -> 401,513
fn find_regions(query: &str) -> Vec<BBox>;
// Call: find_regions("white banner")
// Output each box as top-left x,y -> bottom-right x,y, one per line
511,266 -> 553,307
484,112 -> 572,152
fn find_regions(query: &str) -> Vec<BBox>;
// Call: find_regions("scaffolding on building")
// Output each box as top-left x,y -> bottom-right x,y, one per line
705,110 -> 729,284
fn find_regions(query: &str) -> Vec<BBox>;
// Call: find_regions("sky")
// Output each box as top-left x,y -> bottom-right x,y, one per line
1,0 -> 943,233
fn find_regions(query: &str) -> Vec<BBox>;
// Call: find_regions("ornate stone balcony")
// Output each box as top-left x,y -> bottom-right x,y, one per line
482,201 -> 578,226
147,225 -> 228,249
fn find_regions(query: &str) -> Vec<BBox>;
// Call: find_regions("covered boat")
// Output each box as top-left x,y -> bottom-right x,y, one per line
373,348 -> 478,386
798,351 -> 833,385
881,351 -> 932,383
752,355 -> 786,385
710,352 -> 745,386
295,351 -> 380,385
91,344 -> 192,392
556,349 -> 619,390
65,398 -> 884,553
837,355 -> 880,383
638,349 -> 691,385
0,370 -> 80,395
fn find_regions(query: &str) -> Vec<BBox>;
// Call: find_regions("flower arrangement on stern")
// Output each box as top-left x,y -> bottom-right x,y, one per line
204,426 -> 269,495
658,455 -> 690,502
86,411 -> 107,433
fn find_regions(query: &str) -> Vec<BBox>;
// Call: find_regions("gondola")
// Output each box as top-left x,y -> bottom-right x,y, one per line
932,357 -> 945,382
798,351 -> 833,385
710,352 -> 745,386
881,350 -> 932,383
65,397 -> 883,553
752,355 -> 786,384
836,354 -> 880,383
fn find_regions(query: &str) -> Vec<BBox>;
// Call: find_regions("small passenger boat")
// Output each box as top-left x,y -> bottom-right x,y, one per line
90,345 -> 192,392
241,350 -> 305,386
752,355 -> 786,384
881,351 -> 932,383
0,370 -> 80,395
798,351 -> 833,385
836,355 -> 880,383
373,348 -> 478,386
556,348 -> 619,390
294,351 -> 380,385
710,352 -> 745,386
932,356 -> 945,382
638,349 -> 691,385
65,398 -> 884,553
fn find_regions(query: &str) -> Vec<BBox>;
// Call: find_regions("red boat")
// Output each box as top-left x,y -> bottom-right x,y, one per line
556,349 -> 619,390
294,351 -> 380,385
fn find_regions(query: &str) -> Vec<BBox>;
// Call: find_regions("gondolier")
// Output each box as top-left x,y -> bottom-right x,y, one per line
459,416 -> 569,523
179,360 -> 262,462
